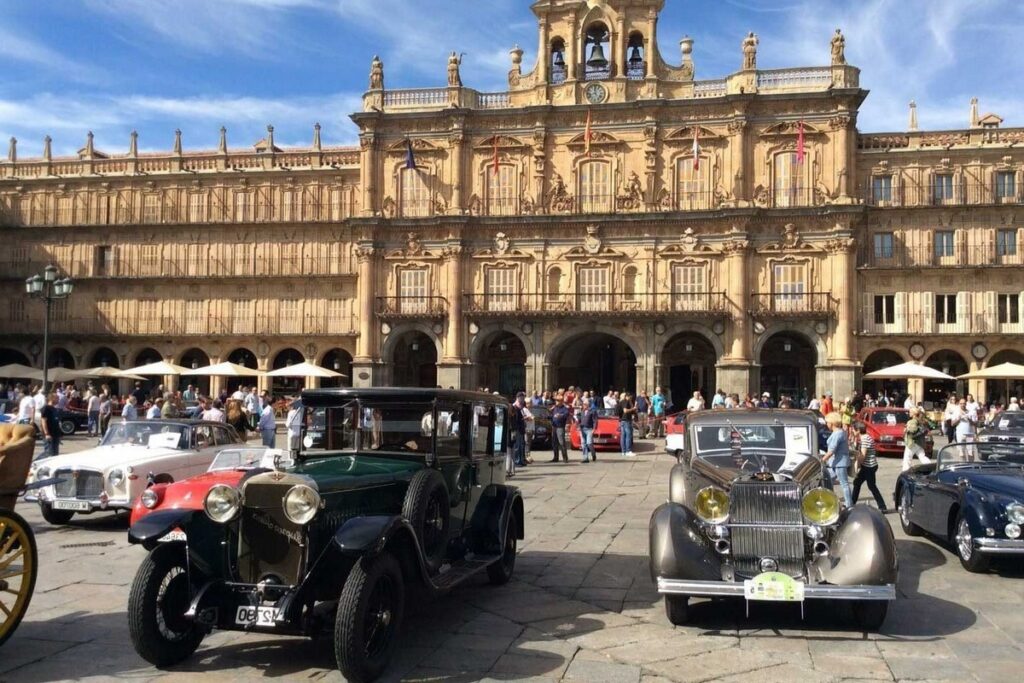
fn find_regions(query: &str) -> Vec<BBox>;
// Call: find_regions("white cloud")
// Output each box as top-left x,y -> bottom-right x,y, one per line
0,26 -> 104,83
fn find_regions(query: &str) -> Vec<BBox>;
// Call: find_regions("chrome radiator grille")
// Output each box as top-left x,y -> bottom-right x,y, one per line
238,481 -> 305,585
53,469 -> 104,499
729,481 -> 805,577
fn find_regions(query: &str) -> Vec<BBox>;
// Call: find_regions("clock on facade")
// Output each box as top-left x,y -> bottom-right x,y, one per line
584,82 -> 607,104
971,343 -> 988,360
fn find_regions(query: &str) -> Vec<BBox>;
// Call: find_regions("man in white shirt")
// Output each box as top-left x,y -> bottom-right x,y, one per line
202,399 -> 226,423
686,391 -> 705,412
903,395 -> 916,410
122,396 -> 139,422
146,399 -> 163,420
244,387 -> 261,430
286,399 -> 304,452
17,388 -> 36,424
86,391 -> 101,436
808,395 -> 821,411
603,391 -> 617,410
1008,397 -> 1021,412
33,387 -> 46,431
231,385 -> 246,401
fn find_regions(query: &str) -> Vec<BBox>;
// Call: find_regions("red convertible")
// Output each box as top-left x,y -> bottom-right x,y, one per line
129,447 -> 292,526
857,408 -> 934,458
569,408 -> 622,451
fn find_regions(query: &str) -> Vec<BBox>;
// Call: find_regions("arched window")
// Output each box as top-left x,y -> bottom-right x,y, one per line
626,33 -> 646,80
579,161 -> 611,213
546,267 -> 562,302
583,22 -> 611,81
400,168 -> 430,217
773,152 -> 801,208
623,265 -> 640,302
677,157 -> 709,210
550,38 -> 567,84
487,164 -> 516,216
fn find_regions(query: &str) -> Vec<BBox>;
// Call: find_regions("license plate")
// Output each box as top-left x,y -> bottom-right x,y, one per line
896,440 -> 904,446
52,500 -> 90,512
744,572 -> 805,602
158,529 -> 187,543
235,605 -> 280,626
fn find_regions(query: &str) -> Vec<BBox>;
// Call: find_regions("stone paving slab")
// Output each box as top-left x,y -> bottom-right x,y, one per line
2,434 -> 1022,682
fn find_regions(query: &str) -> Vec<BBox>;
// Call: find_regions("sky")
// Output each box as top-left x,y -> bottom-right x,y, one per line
1,0 -> 1021,158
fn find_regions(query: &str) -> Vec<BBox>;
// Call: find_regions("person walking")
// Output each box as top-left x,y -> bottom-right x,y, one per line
651,387 -> 666,437
286,399 -> 303,452
852,422 -> 888,511
99,392 -> 112,435
618,392 -> 637,457
580,397 -> 598,462
17,386 -> 36,425
86,390 -> 101,436
39,393 -> 61,458
952,396 -> 977,460
510,393 -> 531,469
902,407 -> 932,471
822,412 -> 853,508
550,396 -> 570,463
258,396 -> 277,447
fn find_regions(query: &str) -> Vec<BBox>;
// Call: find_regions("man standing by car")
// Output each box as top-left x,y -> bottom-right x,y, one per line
580,397 -> 598,463
86,389 -> 101,436
17,386 -> 36,426
258,395 -> 277,447
510,393 -> 532,469
651,386 -> 666,438
635,390 -> 649,438
245,386 -> 261,431
549,396 -> 570,463
39,393 -> 61,457
902,407 -> 932,471
618,392 -> 637,457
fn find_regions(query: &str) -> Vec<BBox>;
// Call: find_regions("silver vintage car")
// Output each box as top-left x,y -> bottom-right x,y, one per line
649,410 -> 897,629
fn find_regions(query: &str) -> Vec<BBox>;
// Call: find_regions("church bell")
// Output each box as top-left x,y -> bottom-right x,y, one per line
628,45 -> 643,67
553,50 -> 566,68
587,42 -> 608,69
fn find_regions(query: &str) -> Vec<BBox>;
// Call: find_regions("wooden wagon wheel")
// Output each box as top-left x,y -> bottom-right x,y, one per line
0,510 -> 37,647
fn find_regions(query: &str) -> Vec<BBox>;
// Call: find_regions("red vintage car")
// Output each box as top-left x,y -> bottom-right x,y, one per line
857,408 -> 934,458
569,408 -> 622,451
129,447 -> 292,526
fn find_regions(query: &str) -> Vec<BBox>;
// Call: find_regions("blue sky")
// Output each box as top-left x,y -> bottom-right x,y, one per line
1,0 -> 1021,157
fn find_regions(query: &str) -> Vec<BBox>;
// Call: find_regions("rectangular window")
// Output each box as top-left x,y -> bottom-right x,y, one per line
773,153 -> 800,207
234,192 -> 250,222
933,231 -> 955,258
485,268 -> 517,312
139,244 -> 160,276
773,263 -> 806,311
871,176 -> 892,204
232,299 -> 253,334
998,294 -> 1020,324
185,300 -> 205,335
326,299 -> 347,334
873,233 -> 894,259
935,294 -> 957,324
577,267 -> 609,312
472,403 -> 493,457
139,299 -> 157,333
279,299 -> 301,334
579,162 -> 611,213
400,169 -> 430,217
399,269 -> 429,314
57,196 -> 72,225
672,265 -> 705,311
932,173 -> 954,203
677,159 -> 708,210
51,298 -> 68,322
143,195 -> 160,224
487,165 -> 516,216
188,193 -> 206,223
8,299 -> 25,323
874,295 -> 895,325
996,171 -> 1016,199
95,245 -> 114,276
997,229 -> 1017,256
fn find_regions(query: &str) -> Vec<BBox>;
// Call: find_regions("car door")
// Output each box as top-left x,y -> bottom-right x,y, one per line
434,401 -> 471,541
190,424 -> 220,476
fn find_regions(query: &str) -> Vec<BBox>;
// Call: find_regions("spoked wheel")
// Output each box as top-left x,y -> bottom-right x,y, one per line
127,543 -> 204,666
0,510 -> 38,647
402,469 -> 450,575
487,512 -> 518,585
335,552 -> 405,683
898,488 -> 922,536
954,516 -> 989,573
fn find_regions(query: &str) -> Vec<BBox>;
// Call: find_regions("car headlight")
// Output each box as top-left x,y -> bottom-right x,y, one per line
694,486 -> 730,524
204,484 -> 241,523
802,488 -> 840,526
36,466 -> 51,480
141,489 -> 160,510
1007,503 -> 1024,525
108,469 -> 124,487
283,484 -> 321,525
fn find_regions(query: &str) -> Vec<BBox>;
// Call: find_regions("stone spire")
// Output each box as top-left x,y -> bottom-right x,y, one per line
218,126 -> 227,153
43,135 -> 52,161
84,131 -> 95,159
969,97 -> 980,128
266,124 -> 275,150
908,100 -> 918,132
129,130 -> 138,157
173,129 -> 182,155
6,137 -> 15,162
312,122 -> 322,151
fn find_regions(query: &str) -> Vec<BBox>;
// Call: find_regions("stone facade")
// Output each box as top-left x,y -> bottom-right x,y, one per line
1,0 -> 1021,407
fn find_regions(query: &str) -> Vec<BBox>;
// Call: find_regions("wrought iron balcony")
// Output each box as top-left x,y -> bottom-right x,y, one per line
464,292 -> 727,318
858,244 -> 1024,269
863,182 -> 1022,208
750,292 -> 836,318
860,312 -> 1020,336
375,296 -> 449,320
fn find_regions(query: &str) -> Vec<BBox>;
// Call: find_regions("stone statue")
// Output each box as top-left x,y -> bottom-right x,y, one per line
742,32 -> 758,71
831,29 -> 846,66
369,55 -> 384,90
618,172 -> 644,211
448,52 -> 463,87
548,172 -> 573,213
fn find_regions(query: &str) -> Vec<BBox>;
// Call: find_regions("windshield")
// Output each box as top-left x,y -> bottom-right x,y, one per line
692,423 -> 815,472
869,411 -> 910,425
597,408 -> 617,418
530,407 -> 551,420
102,422 -> 188,449
302,401 -> 437,455
209,448 -> 291,471
988,413 -> 1024,431
937,442 -> 1024,470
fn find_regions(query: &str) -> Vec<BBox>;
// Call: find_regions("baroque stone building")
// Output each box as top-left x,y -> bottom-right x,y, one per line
1,0 -> 1022,407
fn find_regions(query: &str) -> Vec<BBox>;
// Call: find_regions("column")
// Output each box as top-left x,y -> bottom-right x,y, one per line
437,243 -> 466,389
613,19 -> 625,79
353,244 -> 377,387
728,118 -> 748,203
359,134 -> 376,217
831,114 -> 853,200
718,237 -> 753,394
830,238 -> 856,363
537,16 -> 549,84
449,130 -> 465,214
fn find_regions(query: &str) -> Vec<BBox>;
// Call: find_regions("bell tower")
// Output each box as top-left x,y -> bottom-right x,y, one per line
514,0 -> 682,106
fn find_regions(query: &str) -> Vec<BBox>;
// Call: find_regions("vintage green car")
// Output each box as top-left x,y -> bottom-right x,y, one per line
126,388 -> 523,682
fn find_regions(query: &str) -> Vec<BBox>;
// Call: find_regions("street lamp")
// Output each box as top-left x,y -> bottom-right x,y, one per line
25,264 -> 74,393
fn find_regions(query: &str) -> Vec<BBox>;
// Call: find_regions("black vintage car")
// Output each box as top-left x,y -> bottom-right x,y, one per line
126,388 -> 524,682
650,410 -> 897,629
895,442 -> 1024,572
978,412 -> 1024,454
528,406 -> 553,448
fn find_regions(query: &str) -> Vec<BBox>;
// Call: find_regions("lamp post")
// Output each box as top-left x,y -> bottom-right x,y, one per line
25,264 -> 74,393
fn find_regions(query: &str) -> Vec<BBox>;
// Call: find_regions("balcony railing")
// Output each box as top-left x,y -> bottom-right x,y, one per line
36,314 -> 357,337
863,182 -> 1022,208
375,296 -> 449,319
858,245 -> 1024,269
860,312 -> 1023,336
464,292 -> 727,318
750,292 -> 836,318
0,255 -> 356,280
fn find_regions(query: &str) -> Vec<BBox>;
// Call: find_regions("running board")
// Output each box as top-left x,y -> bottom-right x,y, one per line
430,554 -> 501,591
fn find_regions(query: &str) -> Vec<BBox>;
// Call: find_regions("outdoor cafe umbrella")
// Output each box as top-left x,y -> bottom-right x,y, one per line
265,361 -> 346,379
956,362 -> 1024,380
0,363 -> 44,380
71,366 -> 147,382
182,361 -> 264,378
117,361 -> 191,377
863,361 -> 956,381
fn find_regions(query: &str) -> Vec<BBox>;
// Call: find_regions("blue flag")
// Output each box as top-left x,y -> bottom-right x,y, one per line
405,138 -> 417,170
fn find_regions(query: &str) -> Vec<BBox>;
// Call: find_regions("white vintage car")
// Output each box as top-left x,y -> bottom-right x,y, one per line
26,419 -> 245,525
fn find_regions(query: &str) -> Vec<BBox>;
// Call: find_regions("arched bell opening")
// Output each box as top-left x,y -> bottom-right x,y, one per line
583,22 -> 611,80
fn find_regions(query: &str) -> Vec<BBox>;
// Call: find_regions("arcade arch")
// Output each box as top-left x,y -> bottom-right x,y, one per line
661,332 -> 717,409
320,348 -> 354,389
547,331 -> 637,395
924,350 -> 968,406
471,331 -> 527,397
861,349 -> 906,401
758,332 -> 817,405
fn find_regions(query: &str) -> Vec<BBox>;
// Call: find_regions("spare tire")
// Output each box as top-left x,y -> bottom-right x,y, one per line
402,469 -> 451,575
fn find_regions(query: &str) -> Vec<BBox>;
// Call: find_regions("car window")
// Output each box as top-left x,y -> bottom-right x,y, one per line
194,425 -> 214,449
492,406 -> 506,454
102,422 -> 187,448
351,402 -> 434,454
991,413 -> 1024,430
530,407 -> 550,420
213,426 -> 237,445
870,411 -> 909,425
436,402 -> 462,458
472,402 -> 492,457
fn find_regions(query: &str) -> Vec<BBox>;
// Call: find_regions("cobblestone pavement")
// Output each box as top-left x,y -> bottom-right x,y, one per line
4,433 -> 1024,682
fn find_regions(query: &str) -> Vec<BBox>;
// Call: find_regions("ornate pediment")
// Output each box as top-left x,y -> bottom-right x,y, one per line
472,231 -> 530,259
757,223 -> 823,254
566,130 -> 621,148
760,121 -> 825,137
563,224 -> 626,258
384,231 -> 441,260
474,135 -> 528,150
386,138 -> 441,153
665,125 -> 723,143
660,228 -> 717,256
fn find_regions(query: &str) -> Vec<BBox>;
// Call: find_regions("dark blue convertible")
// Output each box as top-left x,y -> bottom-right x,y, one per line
895,443 -> 1024,572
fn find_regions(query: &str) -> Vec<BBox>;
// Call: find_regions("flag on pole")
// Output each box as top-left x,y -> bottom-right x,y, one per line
691,126 -> 700,171
796,120 -> 806,164
492,135 -> 500,175
404,138 -> 417,170
584,109 -> 593,157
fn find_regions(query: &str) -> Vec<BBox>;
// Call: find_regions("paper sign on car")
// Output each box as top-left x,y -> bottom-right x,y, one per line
744,572 -> 805,602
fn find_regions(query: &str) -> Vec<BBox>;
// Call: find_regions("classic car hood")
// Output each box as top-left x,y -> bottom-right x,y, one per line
946,469 -> 1024,498
595,417 -> 620,432
289,454 -> 423,492
35,444 -> 187,472
868,423 -> 904,437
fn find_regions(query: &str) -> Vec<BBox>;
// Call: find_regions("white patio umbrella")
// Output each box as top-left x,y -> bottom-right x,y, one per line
47,367 -> 83,383
265,361 -> 346,379
117,361 -> 191,377
0,363 -> 43,380
72,367 -> 147,381
957,362 -> 1024,380
863,362 -> 956,381
182,361 -> 264,378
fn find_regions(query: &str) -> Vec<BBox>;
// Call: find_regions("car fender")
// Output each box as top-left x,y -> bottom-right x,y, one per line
814,505 -> 898,586
333,514 -> 439,589
467,484 -> 524,553
957,488 -> 996,537
648,502 -> 722,583
128,508 -> 195,548
668,463 -> 688,504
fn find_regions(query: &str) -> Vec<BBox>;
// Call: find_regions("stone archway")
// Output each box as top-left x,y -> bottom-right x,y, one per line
758,332 -> 817,405
661,332 -> 717,410
547,331 -> 638,395
924,349 -> 968,407
390,331 -> 439,388
985,349 -> 1024,405
862,349 -> 906,402
271,347 -> 306,397
89,347 -> 119,368
319,348 -> 353,388
47,347 -> 75,370
0,348 -> 30,366
179,348 -> 212,396
132,347 -> 164,394
472,331 -> 527,398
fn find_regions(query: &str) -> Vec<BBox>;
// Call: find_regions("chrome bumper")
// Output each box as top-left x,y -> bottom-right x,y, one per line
30,491 -> 131,511
657,577 -> 896,601
975,538 -> 1024,555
